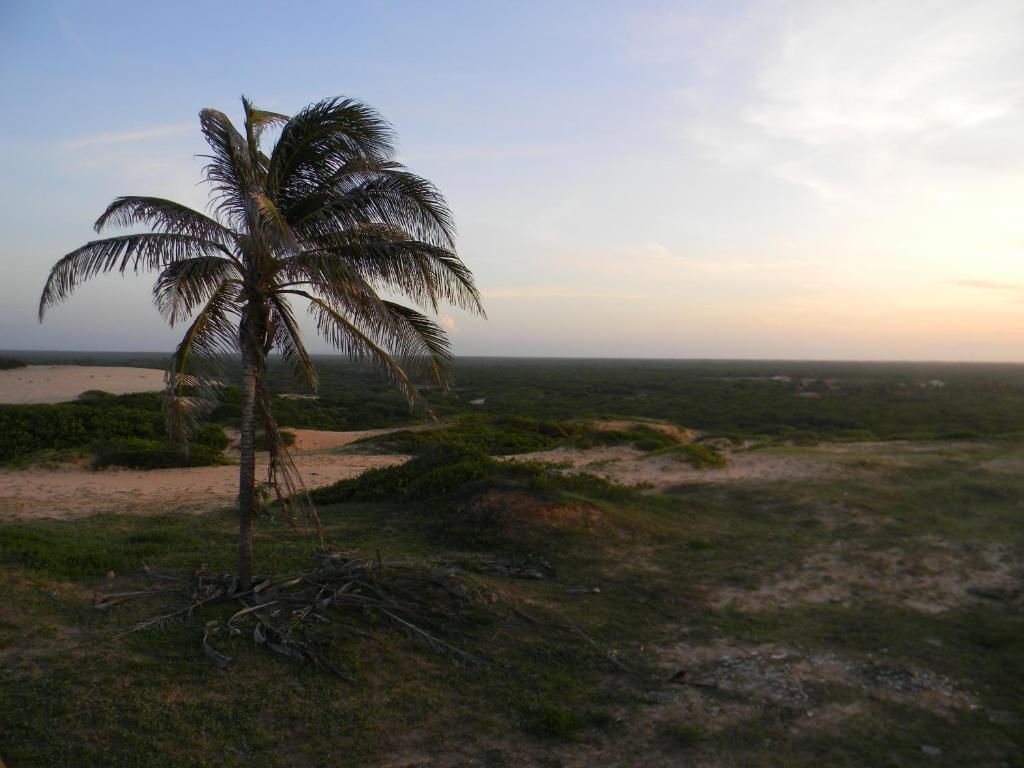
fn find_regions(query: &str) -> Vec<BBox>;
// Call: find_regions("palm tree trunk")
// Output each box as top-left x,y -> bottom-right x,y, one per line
237,344 -> 257,590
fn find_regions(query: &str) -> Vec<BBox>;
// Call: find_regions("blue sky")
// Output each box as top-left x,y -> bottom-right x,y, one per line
2,0 -> 1023,359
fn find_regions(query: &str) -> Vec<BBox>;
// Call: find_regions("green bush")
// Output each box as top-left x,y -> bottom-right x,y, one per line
0,356 -> 28,370
91,425 -> 230,470
0,392 -> 229,467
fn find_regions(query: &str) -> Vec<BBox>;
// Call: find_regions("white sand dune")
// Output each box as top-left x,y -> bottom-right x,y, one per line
0,365 -> 165,404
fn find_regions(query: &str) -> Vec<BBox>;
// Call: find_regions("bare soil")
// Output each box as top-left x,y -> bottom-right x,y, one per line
0,365 -> 165,404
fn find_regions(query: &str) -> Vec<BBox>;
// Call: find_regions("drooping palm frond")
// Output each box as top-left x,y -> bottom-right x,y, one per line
153,255 -> 241,326
306,295 -> 422,405
267,293 -> 317,391
165,283 -> 240,443
299,226 -> 483,313
379,301 -> 452,386
254,377 -> 320,538
39,234 -> 233,319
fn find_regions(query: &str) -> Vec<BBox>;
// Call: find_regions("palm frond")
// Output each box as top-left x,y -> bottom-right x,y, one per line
380,301 -> 452,387
40,234 -> 232,319
255,378 -> 321,536
153,256 -> 241,326
268,293 -> 318,391
267,97 -> 396,202
299,228 -> 484,314
306,296 -> 421,405
165,283 -> 240,443
94,197 -> 235,245
199,108 -> 259,229
241,96 -> 289,150
289,167 -> 456,250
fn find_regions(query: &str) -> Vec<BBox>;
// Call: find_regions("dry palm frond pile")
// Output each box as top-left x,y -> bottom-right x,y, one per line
96,553 -> 487,673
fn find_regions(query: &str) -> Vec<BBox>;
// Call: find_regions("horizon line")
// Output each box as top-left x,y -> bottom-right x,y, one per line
4,349 -> 1024,366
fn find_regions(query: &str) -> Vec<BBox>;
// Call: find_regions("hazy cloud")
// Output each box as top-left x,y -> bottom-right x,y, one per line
656,0 -> 1024,204
62,123 -> 194,151
956,279 -> 1024,292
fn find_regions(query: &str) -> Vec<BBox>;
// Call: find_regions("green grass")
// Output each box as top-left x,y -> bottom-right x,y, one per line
2,438 -> 1022,765
2,354 -> 1024,764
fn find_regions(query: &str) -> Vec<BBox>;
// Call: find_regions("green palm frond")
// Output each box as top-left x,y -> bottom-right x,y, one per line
39,234 -> 233,319
268,293 -> 318,391
301,229 -> 483,313
165,282 -> 240,442
95,197 -> 234,245
306,295 -> 421,405
380,301 -> 452,386
199,108 -> 260,229
268,97 -> 396,200
154,256 -> 241,326
289,166 -> 456,251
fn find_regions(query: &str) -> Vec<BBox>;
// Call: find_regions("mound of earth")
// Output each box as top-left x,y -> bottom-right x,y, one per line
589,418 -> 698,443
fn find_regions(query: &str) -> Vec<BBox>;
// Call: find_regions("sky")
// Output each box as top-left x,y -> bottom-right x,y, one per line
1,0 -> 1023,360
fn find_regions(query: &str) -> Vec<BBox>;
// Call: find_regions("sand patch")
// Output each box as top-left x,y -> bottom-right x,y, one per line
0,366 -> 165,404
285,427 -> 416,453
0,443 -> 407,521
511,445 -> 838,490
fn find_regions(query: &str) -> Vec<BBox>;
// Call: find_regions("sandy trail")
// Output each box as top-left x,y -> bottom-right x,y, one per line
0,451 -> 406,520
0,366 -> 165,404
0,428 -> 408,520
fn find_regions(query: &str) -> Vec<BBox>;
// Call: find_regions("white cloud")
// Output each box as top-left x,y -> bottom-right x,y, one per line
62,123 -> 195,150
665,0 -> 1024,205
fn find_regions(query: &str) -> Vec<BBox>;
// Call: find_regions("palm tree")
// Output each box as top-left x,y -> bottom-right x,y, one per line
40,96 -> 484,588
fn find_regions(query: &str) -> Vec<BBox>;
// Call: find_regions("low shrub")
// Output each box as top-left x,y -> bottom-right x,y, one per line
354,414 -> 579,456
312,445 -> 633,549
0,356 -> 28,370
91,425 -> 231,470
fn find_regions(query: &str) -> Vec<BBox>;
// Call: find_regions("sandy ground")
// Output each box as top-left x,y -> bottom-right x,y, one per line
0,366 -> 165,404
511,445 -> 838,490
0,427 -> 411,520
0,452 -> 406,520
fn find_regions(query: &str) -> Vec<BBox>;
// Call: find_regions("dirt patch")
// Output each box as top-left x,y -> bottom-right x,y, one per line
589,419 -> 697,443
656,638 -> 976,726
511,445 -> 840,491
287,427 -> 412,453
0,425 -> 410,520
0,365 -> 165,404
712,543 -> 1021,614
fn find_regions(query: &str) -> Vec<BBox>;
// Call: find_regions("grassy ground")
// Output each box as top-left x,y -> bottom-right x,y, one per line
1,439 -> 1021,766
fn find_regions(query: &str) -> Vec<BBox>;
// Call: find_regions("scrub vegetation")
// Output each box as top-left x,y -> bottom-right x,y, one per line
0,391 -> 230,468
1,355 -> 1023,765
